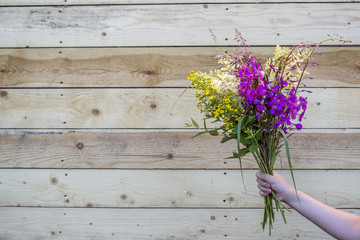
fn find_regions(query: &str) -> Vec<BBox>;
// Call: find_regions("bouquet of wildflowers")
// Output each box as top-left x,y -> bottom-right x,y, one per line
185,32 -> 349,234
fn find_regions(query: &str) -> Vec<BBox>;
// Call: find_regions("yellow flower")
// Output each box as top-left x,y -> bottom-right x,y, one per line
223,98 -> 230,104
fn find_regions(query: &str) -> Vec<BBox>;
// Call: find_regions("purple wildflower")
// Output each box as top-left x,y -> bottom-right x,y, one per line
229,50 -> 309,132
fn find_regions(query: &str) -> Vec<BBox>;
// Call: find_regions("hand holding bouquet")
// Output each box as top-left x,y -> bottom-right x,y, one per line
185,32 -> 350,234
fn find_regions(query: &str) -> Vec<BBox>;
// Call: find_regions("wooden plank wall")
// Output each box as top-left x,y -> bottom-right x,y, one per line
0,1 -> 359,239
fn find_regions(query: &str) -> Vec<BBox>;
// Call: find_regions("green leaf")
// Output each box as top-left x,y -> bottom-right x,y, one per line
277,127 -> 300,205
239,147 -> 249,157
240,133 -> 252,145
191,131 -> 207,138
203,118 -> 208,132
255,128 -> 263,141
237,116 -> 247,192
185,122 -> 192,127
209,129 -> 219,136
221,135 -> 235,143
249,144 -> 258,153
238,100 -> 243,109
225,154 -> 236,159
244,115 -> 255,128
211,119 -> 221,123
191,118 -> 199,128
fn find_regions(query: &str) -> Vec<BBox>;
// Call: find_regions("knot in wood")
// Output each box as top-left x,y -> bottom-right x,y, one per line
0,91 -> 8,97
146,69 -> 152,75
150,103 -> 157,109
210,216 -> 215,220
92,108 -> 100,116
120,194 -> 127,200
102,32 -> 106,36
50,177 -> 58,185
203,4 -> 208,8
77,142 -> 84,150
167,153 -> 173,159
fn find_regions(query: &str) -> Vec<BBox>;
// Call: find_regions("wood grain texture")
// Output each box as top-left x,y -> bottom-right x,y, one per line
1,0 -> 358,6
0,169 -> 359,208
0,47 -> 359,88
2,207 -> 359,240
0,88 -> 359,128
0,131 -> 359,169
0,4 -> 358,47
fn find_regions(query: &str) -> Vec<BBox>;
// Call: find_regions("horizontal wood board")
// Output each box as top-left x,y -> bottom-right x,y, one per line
0,169 -> 359,208
0,131 -> 359,169
0,4 -> 358,47
1,207 -> 359,240
1,47 -> 359,88
1,0 -> 359,5
0,88 -> 359,128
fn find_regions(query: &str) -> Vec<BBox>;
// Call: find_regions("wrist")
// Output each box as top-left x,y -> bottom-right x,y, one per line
282,187 -> 298,206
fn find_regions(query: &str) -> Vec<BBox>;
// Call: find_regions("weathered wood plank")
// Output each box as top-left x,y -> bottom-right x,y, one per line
0,88 -> 359,128
0,4 -> 358,47
1,0 -> 358,6
2,207 -> 358,240
0,131 -> 359,169
0,47 -> 358,88
0,169 -> 359,208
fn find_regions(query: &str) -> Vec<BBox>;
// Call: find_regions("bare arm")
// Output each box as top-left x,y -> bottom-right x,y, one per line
256,171 -> 360,240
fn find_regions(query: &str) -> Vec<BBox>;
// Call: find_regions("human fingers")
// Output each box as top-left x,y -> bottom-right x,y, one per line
257,183 -> 271,193
259,190 -> 270,197
256,177 -> 271,189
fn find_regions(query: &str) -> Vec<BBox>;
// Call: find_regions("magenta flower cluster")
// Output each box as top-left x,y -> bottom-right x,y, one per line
236,56 -> 308,132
